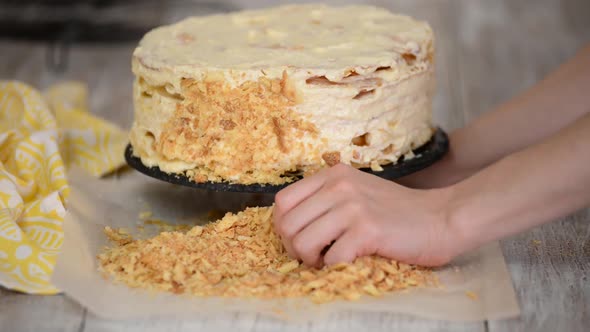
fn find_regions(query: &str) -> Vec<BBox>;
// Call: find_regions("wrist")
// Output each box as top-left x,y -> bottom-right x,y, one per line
437,183 -> 481,260
420,185 -> 469,264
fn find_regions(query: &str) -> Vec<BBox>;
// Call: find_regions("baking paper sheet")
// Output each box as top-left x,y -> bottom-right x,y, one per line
51,168 -> 520,321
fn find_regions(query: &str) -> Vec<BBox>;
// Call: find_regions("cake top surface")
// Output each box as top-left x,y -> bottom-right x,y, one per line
134,4 -> 433,71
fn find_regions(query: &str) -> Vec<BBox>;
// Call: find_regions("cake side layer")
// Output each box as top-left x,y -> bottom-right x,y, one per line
297,64 -> 435,170
130,70 -> 325,184
130,62 -> 434,184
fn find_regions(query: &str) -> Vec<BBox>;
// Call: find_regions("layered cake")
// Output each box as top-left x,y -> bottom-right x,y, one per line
129,4 -> 435,185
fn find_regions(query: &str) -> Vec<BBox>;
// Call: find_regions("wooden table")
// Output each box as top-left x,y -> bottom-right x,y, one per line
1,0 -> 589,331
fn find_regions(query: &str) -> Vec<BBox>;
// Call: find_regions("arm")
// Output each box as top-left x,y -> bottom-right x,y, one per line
399,44 -> 590,189
448,112 -> 590,255
273,113 -> 590,267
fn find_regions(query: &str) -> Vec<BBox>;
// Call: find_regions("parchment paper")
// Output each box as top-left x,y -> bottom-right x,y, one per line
51,168 -> 520,321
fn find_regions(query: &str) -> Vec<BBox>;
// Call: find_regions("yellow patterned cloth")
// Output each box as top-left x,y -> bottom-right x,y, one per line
0,81 -> 127,294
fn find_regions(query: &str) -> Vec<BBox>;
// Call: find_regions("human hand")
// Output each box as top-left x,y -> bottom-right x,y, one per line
273,164 -> 459,268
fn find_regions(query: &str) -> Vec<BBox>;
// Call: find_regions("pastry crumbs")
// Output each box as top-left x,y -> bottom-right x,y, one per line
98,206 -> 436,303
322,151 -> 341,166
155,72 -> 319,185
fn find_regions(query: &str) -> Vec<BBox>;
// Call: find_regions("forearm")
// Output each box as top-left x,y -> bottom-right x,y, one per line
450,44 -> 590,175
448,113 -> 590,254
399,45 -> 590,189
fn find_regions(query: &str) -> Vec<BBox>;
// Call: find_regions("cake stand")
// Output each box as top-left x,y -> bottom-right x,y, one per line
124,128 -> 449,193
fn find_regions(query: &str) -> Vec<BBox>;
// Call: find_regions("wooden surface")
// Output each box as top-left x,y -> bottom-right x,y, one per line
1,0 -> 589,331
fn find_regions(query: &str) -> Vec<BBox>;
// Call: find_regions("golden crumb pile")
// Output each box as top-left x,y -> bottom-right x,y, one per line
98,207 -> 436,303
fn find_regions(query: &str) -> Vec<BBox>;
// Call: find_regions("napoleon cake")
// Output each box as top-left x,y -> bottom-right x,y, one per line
129,4 -> 435,185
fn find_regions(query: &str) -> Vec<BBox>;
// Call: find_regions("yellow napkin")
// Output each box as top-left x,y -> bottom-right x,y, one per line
0,81 -> 127,294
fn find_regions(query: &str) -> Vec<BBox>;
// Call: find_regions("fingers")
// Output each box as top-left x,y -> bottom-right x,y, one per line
275,186 -> 339,243
273,166 -> 331,220
273,164 -> 357,219
273,172 -> 327,257
290,205 -> 350,267
273,165 -> 345,257
323,224 -> 377,266
273,163 -> 376,264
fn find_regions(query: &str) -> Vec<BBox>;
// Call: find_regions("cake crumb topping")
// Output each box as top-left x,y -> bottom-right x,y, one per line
98,206 -> 436,303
